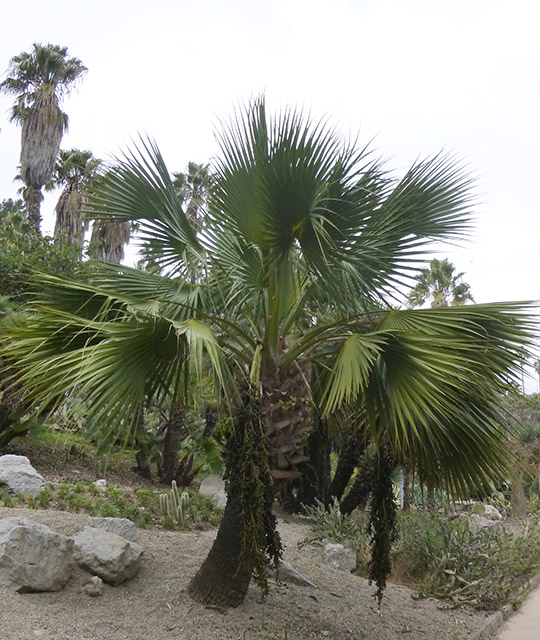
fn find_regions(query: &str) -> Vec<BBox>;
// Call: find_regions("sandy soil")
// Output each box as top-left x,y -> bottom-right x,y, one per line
0,506 -> 492,640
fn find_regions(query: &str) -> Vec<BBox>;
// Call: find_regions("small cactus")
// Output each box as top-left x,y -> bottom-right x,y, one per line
159,480 -> 189,525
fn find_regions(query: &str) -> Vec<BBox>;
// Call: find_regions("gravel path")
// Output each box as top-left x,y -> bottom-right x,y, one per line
0,506 -> 492,640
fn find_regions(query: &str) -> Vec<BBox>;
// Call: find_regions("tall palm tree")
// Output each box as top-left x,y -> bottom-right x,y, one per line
3,100 -> 536,608
407,257 -> 474,308
172,161 -> 213,232
52,149 -> 101,247
0,43 -> 87,232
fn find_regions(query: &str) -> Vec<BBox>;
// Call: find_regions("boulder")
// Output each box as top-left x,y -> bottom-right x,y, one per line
0,455 -> 45,497
71,527 -> 143,585
0,517 -> 73,592
322,542 -> 356,572
198,475 -> 227,507
198,475 -> 225,498
483,504 -> 503,521
273,559 -> 316,587
88,517 -> 139,543
469,514 -> 499,534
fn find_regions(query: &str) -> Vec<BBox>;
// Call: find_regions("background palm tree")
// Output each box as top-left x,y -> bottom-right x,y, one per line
51,149 -> 101,247
172,161 -> 213,232
3,100 -> 536,608
0,43 -> 87,232
407,257 -> 474,308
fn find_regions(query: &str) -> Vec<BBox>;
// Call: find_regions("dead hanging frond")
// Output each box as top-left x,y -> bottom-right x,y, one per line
20,95 -> 64,188
368,447 -> 397,609
54,188 -> 86,246
89,220 -> 131,263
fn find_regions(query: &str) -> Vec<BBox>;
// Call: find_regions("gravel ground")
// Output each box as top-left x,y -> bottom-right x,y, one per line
0,506 -> 492,640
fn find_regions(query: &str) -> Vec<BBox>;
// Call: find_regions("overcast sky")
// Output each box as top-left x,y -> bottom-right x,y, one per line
1,0 -> 539,385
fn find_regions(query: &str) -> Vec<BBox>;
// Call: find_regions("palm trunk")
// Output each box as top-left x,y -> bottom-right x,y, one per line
24,186 -> 43,234
162,404 -> 185,485
187,492 -> 252,607
187,386 -> 281,608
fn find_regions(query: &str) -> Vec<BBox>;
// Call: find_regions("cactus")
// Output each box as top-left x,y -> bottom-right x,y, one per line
159,480 -> 189,525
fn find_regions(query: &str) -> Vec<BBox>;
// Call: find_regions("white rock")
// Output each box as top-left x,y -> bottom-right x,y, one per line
198,475 -> 225,498
83,575 -> 104,597
483,504 -> 503,521
71,527 -> 143,585
274,559 -> 316,587
0,517 -> 73,592
322,542 -> 356,572
214,489 -> 227,509
0,455 -> 45,497
93,479 -> 107,493
88,517 -> 139,543
469,514 -> 499,534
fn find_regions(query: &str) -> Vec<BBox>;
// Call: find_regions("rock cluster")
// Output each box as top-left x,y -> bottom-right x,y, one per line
0,516 -> 143,593
0,454 -> 143,594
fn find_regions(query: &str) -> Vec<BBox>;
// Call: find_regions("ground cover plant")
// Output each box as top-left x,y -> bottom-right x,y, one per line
0,479 -> 222,529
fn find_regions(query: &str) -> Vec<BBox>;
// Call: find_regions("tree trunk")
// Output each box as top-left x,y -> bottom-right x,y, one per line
187,386 -> 281,608
24,186 -> 43,234
330,427 -> 366,500
187,493 -> 252,607
510,467 -> 527,518
161,404 -> 185,485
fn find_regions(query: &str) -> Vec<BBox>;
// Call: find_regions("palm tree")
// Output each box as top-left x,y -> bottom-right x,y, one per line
408,258 -> 474,308
3,100 -> 536,608
51,149 -> 101,247
0,43 -> 87,232
172,161 -> 213,232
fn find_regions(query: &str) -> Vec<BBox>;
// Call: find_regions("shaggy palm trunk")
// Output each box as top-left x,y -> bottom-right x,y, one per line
188,387 -> 281,608
54,188 -> 85,246
20,97 -> 64,235
89,221 -> 131,263
261,363 -> 312,507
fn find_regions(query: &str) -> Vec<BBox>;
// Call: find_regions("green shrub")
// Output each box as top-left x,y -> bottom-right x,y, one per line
303,503 -> 540,610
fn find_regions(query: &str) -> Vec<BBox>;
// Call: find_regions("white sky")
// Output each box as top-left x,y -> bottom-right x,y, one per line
0,0 -> 539,387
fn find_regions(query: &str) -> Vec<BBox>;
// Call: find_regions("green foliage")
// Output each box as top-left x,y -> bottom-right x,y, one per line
0,210 -> 88,301
0,479 -> 221,529
301,497 -> 361,545
304,503 -> 540,610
